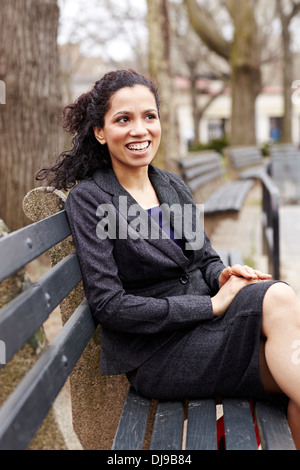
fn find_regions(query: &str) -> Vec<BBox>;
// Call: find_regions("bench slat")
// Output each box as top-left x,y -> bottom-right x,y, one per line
255,401 -> 296,450
0,210 -> 71,283
178,152 -> 220,169
223,399 -> 258,450
0,299 -> 96,450
187,168 -> 225,193
0,252 -> 82,364
183,161 -> 220,180
112,387 -> 151,450
204,180 -> 253,214
150,401 -> 185,450
229,147 -> 263,169
185,399 -> 217,450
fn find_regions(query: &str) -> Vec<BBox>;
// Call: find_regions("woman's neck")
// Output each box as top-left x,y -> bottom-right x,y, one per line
114,164 -> 149,191
112,164 -> 160,209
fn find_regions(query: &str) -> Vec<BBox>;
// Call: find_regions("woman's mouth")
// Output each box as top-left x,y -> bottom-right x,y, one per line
126,141 -> 150,152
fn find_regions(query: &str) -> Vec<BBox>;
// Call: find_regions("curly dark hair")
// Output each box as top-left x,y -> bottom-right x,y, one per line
36,69 -> 160,190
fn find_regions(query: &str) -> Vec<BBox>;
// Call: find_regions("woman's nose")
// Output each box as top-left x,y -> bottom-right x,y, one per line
129,119 -> 147,136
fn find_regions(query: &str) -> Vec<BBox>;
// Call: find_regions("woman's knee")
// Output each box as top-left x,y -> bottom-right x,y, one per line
262,282 -> 300,335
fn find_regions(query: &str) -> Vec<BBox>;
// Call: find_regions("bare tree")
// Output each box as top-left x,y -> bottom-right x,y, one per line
183,0 -> 266,146
276,0 -> 300,143
170,4 -> 230,142
0,0 -> 62,230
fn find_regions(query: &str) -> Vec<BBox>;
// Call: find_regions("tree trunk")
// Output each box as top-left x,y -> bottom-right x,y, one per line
276,0 -> 300,144
281,23 -> 292,143
230,0 -> 261,145
230,65 -> 260,146
0,0 -> 62,231
147,0 -> 179,169
184,0 -> 261,146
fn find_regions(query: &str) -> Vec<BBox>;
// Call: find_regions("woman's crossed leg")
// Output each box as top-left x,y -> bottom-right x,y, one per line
260,282 -> 300,448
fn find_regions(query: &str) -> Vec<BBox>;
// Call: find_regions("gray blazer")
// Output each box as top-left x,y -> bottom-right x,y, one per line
65,165 -> 225,375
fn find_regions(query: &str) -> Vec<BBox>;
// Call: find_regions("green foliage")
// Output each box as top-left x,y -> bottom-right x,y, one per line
189,136 -> 230,154
260,142 -> 270,156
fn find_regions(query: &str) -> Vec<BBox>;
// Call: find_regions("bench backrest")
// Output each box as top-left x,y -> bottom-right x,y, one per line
227,146 -> 264,169
0,188 -> 129,450
269,144 -> 299,157
178,151 -> 225,193
226,145 -> 263,179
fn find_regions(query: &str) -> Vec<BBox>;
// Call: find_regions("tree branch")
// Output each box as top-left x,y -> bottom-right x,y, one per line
183,0 -> 232,61
290,0 -> 300,20
196,83 -> 227,121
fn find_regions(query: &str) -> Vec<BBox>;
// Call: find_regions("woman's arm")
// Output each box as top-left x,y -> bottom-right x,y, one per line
65,183 -> 216,335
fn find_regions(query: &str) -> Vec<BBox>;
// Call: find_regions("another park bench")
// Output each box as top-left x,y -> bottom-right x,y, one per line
177,151 -> 254,236
0,187 -> 295,450
221,146 -> 280,280
268,144 -> 300,204
177,151 -> 280,279
225,146 -> 266,180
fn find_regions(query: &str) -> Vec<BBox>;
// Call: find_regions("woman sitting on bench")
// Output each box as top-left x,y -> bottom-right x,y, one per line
36,69 -> 300,448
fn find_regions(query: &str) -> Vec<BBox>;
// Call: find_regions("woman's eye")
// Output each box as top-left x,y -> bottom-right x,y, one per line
146,114 -> 157,120
117,116 -> 129,123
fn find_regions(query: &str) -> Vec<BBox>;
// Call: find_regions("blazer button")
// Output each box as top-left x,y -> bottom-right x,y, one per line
179,275 -> 189,285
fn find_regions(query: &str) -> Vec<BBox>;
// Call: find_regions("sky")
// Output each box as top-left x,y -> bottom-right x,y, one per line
57,0 -> 147,61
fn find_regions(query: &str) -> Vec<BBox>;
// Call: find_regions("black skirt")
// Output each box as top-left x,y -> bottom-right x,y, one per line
127,280 -> 284,402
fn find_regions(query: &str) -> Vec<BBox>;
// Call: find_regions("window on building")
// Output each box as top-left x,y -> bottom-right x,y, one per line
208,118 -> 228,140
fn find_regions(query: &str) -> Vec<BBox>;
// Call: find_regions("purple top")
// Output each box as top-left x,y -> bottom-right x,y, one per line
147,205 -> 186,252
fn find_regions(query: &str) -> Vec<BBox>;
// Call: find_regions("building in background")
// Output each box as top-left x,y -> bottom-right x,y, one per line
175,76 -> 300,154
59,44 -> 300,155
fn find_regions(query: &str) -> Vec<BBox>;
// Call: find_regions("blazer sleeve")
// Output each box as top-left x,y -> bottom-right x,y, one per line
65,182 -> 217,335
168,172 -> 225,294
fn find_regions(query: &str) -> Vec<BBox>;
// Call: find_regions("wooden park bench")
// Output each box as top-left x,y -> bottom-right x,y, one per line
225,146 -> 266,180
0,187 -> 295,450
177,151 -> 254,237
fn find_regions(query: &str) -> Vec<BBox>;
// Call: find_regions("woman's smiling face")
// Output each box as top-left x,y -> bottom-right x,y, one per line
94,84 -> 161,172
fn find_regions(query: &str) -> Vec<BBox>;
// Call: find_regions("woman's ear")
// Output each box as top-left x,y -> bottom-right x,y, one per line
93,126 -> 106,145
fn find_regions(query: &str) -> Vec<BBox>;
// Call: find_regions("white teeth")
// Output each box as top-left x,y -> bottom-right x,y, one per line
127,142 -> 149,151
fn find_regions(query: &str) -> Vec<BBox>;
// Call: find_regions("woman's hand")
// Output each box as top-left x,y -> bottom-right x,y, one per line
219,264 -> 272,288
212,264 -> 272,317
